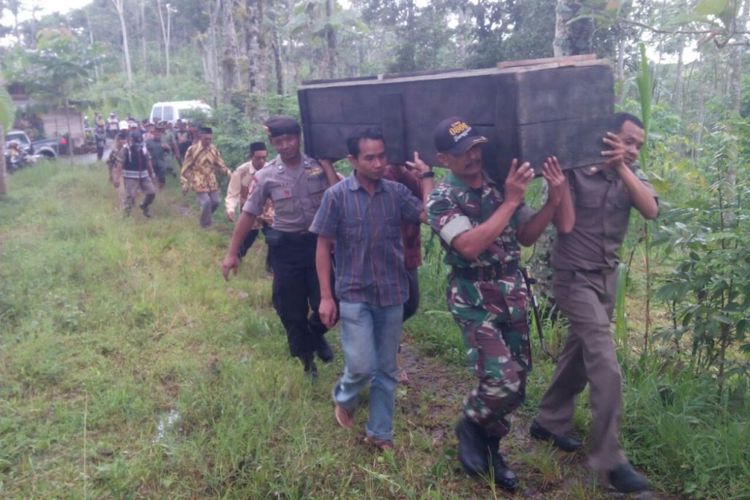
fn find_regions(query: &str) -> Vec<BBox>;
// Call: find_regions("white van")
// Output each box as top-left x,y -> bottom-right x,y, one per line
149,100 -> 213,124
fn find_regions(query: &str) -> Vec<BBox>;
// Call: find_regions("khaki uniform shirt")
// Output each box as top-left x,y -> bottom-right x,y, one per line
180,142 -> 230,193
242,154 -> 329,233
552,164 -> 657,271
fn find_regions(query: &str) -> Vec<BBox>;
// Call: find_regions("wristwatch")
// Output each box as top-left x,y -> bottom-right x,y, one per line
420,170 -> 435,179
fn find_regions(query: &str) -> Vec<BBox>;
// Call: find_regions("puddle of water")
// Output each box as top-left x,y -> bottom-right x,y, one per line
153,409 -> 182,444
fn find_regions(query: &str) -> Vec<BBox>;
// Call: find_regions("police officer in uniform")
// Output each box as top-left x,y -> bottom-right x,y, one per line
222,116 -> 340,378
426,117 -> 573,491
530,113 -> 658,493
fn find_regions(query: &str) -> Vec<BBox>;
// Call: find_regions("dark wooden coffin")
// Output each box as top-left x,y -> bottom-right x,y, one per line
298,55 -> 614,182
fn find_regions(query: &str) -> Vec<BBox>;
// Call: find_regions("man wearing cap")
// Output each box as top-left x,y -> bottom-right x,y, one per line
222,116 -> 339,378
530,113 -> 658,494
426,116 -> 574,491
225,141 -> 273,261
180,126 -> 231,228
113,131 -> 157,218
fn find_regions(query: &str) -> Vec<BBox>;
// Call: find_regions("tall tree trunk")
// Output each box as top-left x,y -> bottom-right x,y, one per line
725,0 -> 749,225
156,0 -> 172,77
729,0 -> 750,116
0,125 -> 7,196
245,0 -> 267,116
324,0 -> 337,79
270,22 -> 284,95
111,0 -> 133,85
10,0 -> 20,42
0,80 -> 9,195
139,0 -> 147,74
673,40 -> 684,116
695,55 -> 706,150
221,0 -> 243,103
553,0 -> 594,57
83,9 -> 100,81
616,29 -> 625,104
205,0 -> 223,106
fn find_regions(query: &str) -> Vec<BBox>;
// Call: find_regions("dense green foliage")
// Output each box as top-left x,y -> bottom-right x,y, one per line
653,120 -> 750,388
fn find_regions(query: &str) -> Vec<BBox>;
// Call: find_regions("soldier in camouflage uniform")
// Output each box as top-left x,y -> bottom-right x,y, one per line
426,117 -> 574,492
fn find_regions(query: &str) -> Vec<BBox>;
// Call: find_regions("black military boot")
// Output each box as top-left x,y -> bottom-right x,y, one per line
301,352 -> 318,381
455,417 -> 489,476
140,203 -> 152,218
485,435 -> 518,492
608,462 -> 650,493
529,420 -> 581,452
316,337 -> 333,363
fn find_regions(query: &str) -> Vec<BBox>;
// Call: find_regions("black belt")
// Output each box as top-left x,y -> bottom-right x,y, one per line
451,261 -> 519,281
575,267 -> 617,275
279,231 -> 316,242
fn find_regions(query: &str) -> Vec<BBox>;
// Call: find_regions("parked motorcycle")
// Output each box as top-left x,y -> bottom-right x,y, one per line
5,141 -> 32,172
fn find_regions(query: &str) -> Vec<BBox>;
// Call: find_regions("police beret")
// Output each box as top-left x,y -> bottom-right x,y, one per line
264,116 -> 301,137
199,126 -> 213,134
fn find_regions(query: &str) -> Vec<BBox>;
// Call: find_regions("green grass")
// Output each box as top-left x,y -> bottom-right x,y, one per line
1,161 -> 748,498
0,163 -> 488,498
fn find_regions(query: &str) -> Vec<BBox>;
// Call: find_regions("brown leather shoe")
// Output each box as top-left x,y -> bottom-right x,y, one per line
334,404 -> 354,429
363,435 -> 394,451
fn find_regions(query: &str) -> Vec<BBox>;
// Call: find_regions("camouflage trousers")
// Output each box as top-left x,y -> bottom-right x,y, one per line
447,269 -> 531,437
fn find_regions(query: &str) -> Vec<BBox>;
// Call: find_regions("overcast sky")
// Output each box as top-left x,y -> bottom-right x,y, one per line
1,0 -> 93,25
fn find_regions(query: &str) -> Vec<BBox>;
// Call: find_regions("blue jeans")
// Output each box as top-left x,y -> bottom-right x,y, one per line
333,301 -> 404,440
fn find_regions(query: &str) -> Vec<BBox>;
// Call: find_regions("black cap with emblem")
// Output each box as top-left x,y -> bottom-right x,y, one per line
433,116 -> 488,156
264,116 -> 301,138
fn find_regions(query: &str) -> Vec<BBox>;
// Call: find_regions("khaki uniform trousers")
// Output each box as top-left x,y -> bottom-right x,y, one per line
536,268 -> 627,472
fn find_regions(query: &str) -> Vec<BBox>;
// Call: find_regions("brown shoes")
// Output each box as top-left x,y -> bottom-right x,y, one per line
335,403 -> 393,451
334,404 -> 354,429
363,435 -> 394,451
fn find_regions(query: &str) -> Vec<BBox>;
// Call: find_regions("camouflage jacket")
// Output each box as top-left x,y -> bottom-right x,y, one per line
426,173 -> 532,268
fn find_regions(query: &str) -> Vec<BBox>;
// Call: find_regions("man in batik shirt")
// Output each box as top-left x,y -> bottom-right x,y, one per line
181,126 -> 231,228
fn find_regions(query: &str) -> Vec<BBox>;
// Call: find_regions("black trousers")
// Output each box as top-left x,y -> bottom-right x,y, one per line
238,229 -> 259,259
269,232 -> 328,358
238,227 -> 273,273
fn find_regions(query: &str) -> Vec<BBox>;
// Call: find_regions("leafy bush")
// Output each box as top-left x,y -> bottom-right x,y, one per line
653,119 -> 750,392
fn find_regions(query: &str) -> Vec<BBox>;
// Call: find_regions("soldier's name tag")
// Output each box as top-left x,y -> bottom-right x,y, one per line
270,186 -> 293,201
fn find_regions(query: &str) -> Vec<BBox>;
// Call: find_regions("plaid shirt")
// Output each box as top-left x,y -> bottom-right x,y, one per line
310,174 -> 423,307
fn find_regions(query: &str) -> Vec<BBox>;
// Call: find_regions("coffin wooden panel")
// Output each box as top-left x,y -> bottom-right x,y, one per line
298,57 -> 614,181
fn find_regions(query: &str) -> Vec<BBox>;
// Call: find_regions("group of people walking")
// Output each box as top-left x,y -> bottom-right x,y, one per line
97,105 -> 657,493
212,112 -> 658,494
105,118 -> 243,229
